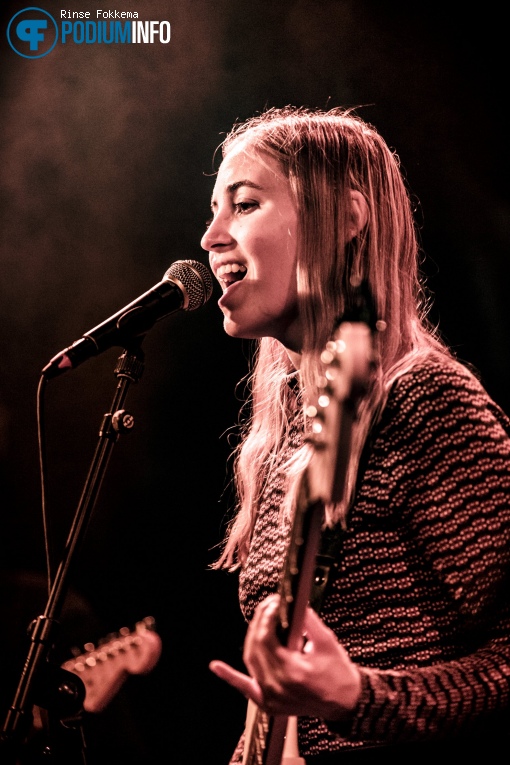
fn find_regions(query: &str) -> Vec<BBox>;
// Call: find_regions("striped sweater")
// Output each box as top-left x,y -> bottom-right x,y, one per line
232,357 -> 510,761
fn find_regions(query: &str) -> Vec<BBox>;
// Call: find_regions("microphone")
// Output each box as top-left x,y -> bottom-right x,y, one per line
42,259 -> 213,379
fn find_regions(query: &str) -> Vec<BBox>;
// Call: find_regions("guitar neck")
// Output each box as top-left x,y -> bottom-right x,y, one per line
277,495 -> 325,650
243,496 -> 324,765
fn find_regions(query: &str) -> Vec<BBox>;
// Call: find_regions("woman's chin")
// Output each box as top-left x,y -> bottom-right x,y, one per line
222,317 -> 254,340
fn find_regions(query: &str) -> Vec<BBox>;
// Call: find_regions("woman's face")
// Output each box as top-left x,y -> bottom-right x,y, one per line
201,143 -> 302,351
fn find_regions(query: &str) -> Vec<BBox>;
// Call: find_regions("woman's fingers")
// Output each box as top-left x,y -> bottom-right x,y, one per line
244,595 -> 282,670
209,660 -> 264,706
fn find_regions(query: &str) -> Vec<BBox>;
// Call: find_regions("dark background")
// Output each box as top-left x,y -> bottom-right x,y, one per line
0,2 -> 508,763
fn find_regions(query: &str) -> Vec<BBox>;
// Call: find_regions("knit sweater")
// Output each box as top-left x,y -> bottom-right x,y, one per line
231,356 -> 510,762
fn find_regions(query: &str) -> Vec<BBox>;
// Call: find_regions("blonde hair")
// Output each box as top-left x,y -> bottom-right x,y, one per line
213,106 -> 450,570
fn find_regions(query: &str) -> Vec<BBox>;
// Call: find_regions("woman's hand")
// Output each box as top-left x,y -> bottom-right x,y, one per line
209,594 -> 361,720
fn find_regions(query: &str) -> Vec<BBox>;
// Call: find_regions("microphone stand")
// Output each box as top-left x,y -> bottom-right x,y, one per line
0,340 -> 146,764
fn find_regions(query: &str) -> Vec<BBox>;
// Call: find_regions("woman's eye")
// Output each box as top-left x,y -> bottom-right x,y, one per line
205,217 -> 213,228
234,201 -> 258,214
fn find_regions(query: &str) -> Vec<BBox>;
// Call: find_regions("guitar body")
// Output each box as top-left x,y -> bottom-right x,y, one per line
242,319 -> 374,765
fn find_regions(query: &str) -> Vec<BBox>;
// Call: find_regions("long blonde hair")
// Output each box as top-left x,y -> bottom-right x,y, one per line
213,106 -> 450,570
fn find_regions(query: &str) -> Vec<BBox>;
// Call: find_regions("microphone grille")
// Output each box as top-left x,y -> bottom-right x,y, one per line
165,259 -> 214,311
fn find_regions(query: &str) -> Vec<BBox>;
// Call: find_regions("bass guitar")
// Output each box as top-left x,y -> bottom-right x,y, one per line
242,317 -> 374,765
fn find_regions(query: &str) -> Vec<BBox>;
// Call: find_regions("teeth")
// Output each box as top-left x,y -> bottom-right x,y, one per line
217,263 -> 247,277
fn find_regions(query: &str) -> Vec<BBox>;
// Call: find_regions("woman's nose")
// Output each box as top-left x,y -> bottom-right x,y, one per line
200,213 -> 234,252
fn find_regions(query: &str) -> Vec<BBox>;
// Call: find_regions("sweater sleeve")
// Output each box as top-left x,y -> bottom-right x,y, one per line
328,360 -> 510,744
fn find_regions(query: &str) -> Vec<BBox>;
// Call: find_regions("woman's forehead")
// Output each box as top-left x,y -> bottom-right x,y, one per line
216,144 -> 286,188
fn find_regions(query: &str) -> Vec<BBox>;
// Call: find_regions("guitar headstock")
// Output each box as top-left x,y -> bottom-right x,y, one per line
305,320 -> 373,506
61,616 -> 162,713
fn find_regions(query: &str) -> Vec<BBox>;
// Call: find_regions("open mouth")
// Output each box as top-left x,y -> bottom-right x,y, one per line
216,263 -> 247,289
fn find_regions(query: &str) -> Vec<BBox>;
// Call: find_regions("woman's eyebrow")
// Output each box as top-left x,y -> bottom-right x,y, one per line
227,180 -> 264,193
210,179 -> 264,209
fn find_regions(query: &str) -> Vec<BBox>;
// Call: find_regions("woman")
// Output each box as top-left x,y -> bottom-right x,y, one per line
200,106 -> 510,763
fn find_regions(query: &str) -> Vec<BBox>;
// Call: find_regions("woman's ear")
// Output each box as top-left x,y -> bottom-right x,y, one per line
347,190 -> 368,241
